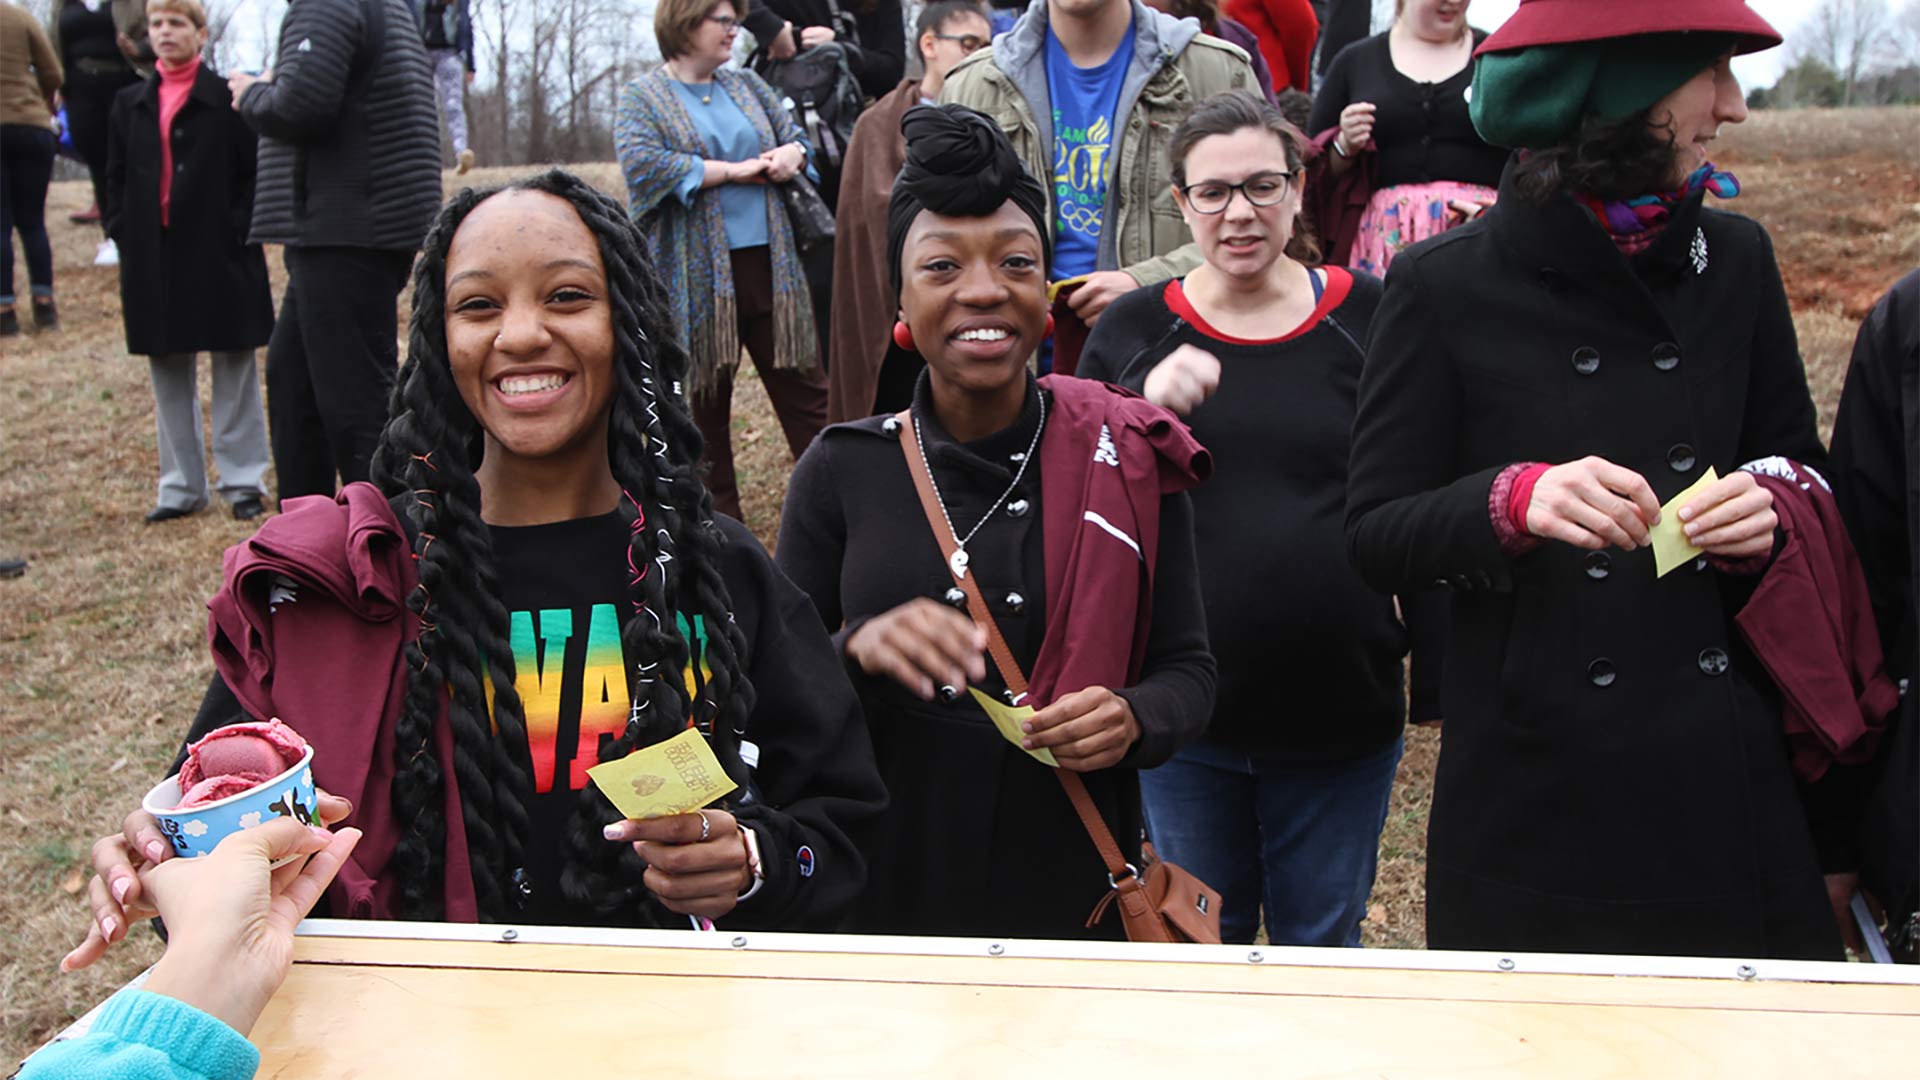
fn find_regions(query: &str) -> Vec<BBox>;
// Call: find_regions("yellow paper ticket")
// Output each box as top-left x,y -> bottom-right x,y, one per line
968,687 -> 1059,767
1047,275 -> 1090,304
586,726 -> 738,821
1651,466 -> 1720,578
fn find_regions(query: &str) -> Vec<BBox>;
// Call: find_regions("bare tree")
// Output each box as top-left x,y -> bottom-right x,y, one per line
1800,0 -> 1893,105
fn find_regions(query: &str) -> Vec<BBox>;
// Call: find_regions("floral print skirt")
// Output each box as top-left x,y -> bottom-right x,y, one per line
1349,181 -> 1499,277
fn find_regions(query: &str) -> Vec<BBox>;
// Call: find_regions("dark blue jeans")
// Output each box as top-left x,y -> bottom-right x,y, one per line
1140,735 -> 1403,946
0,124 -> 56,305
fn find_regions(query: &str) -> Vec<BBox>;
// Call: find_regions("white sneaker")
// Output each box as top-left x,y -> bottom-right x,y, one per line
93,240 -> 119,267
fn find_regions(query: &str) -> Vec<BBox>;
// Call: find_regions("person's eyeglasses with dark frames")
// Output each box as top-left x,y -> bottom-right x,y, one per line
934,32 -> 988,53
705,13 -> 742,30
1179,171 -> 1298,215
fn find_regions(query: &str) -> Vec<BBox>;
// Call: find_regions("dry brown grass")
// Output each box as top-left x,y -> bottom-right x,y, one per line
2,108 -> 1913,1063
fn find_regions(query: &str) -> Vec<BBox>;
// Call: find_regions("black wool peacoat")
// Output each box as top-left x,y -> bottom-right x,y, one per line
1345,161 -> 1843,960
104,63 -> 274,357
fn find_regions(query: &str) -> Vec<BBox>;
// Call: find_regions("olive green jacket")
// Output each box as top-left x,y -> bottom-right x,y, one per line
940,0 -> 1256,288
46,0 -> 152,79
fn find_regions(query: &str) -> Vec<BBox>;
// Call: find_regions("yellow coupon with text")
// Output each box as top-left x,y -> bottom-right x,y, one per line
969,687 -> 1058,767
586,726 -> 738,821
1652,466 -> 1720,578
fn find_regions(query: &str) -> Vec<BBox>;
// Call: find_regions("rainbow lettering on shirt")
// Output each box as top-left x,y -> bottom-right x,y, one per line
503,605 -> 711,793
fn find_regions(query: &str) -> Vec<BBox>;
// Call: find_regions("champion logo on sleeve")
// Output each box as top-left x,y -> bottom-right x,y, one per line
796,845 -> 814,877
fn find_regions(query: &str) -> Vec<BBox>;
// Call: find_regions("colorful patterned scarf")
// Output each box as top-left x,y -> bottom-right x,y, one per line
613,69 -> 819,399
1574,162 -> 1741,255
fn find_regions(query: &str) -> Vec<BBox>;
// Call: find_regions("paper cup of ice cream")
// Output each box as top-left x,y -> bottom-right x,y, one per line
142,719 -> 318,859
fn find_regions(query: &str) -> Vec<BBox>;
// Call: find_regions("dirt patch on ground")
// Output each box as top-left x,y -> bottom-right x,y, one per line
3,107 -> 1914,1061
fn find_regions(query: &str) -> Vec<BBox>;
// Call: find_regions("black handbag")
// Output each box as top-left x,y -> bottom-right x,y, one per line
777,173 -> 835,253
749,31 -> 863,171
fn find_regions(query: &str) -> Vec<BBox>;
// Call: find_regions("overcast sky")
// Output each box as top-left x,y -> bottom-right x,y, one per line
215,0 -> 1846,90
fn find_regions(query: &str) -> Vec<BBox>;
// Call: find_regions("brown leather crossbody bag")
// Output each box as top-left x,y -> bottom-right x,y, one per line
894,411 -> 1221,944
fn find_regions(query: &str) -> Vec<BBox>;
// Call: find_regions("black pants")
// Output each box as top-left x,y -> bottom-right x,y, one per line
0,125 -> 56,301
267,246 -> 411,500
62,66 -> 139,226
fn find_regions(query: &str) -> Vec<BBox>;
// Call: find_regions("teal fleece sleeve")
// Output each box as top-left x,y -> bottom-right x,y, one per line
18,990 -> 260,1080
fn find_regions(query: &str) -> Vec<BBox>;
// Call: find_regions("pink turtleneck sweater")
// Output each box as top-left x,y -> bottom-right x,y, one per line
157,55 -> 201,226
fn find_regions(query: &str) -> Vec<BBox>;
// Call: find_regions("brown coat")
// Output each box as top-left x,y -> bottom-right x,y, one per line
826,79 -> 922,424
0,4 -> 62,129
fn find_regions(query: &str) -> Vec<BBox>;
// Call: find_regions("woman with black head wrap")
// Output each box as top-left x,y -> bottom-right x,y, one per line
777,105 -> 1217,939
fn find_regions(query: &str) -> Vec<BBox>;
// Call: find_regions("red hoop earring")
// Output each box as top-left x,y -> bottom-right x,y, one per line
1044,313 -> 1055,339
892,321 -> 916,352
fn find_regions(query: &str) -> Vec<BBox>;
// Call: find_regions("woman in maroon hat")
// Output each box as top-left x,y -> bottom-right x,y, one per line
1345,0 -> 1849,959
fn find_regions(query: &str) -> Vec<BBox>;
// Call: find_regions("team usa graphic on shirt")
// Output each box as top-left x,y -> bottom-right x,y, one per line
1053,112 -> 1112,240
504,604 -> 711,794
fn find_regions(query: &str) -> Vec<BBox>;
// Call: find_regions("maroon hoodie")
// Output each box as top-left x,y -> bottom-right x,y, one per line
1027,375 -> 1210,705
206,483 -> 480,921
1734,459 -> 1900,782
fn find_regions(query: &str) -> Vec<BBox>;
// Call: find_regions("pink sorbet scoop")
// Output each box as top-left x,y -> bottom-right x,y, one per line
175,719 -> 309,809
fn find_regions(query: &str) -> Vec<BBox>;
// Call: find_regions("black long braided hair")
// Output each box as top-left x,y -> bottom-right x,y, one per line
368,170 -> 757,922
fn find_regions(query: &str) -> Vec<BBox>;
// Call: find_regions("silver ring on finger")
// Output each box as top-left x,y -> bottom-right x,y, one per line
696,810 -> 711,843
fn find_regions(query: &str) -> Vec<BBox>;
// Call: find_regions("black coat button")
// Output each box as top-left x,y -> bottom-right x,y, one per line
1588,658 -> 1617,687
1450,573 -> 1474,590
1571,347 -> 1600,376
1694,556 -> 1710,573
937,684 -> 960,703
1667,443 -> 1697,473
1698,648 -> 1729,676
1005,590 -> 1026,614
1007,498 -> 1030,518
942,586 -> 967,609
1651,342 -> 1681,371
1001,688 -> 1019,706
1584,551 -> 1611,580
881,416 -> 901,438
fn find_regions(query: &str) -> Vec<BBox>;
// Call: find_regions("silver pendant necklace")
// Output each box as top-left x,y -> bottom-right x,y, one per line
911,391 -> 1048,580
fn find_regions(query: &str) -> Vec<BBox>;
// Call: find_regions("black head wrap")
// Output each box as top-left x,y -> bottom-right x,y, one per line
887,104 -> 1052,299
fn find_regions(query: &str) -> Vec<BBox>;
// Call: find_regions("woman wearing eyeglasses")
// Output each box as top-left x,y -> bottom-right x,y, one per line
614,0 -> 828,522
827,0 -> 993,422
1078,90 -> 1439,947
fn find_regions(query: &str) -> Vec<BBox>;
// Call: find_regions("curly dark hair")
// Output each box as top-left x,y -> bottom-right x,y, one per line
369,169 -> 755,922
1509,106 -> 1681,204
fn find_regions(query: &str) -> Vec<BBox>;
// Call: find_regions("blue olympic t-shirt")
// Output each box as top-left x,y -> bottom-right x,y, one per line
1045,20 -> 1134,281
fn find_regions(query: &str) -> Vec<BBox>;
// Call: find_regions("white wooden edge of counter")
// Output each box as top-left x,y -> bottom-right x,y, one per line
291,916 -> 1920,988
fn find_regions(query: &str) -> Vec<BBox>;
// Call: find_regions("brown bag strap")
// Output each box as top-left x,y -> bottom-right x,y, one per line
893,411 -> 1136,883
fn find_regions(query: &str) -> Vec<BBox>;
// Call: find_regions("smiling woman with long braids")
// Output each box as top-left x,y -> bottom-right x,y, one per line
64,172 -> 885,967
776,104 -> 1216,939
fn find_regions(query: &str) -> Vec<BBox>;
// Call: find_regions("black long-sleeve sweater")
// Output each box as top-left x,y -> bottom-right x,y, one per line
1308,30 -> 1507,192
1079,269 -> 1442,759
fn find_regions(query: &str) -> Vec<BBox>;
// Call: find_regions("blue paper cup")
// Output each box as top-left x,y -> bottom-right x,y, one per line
142,745 -> 318,859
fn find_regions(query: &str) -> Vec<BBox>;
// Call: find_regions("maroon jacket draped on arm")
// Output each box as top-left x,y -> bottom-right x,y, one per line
206,483 -> 480,921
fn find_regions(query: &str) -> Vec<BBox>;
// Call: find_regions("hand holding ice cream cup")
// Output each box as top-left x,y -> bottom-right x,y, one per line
64,719 -> 353,974
142,719 -> 319,861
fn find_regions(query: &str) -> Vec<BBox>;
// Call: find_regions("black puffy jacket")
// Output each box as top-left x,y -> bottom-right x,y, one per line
240,0 -> 441,251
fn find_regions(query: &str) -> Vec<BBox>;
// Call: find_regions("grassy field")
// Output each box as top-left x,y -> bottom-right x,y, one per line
2,107 -> 1915,1064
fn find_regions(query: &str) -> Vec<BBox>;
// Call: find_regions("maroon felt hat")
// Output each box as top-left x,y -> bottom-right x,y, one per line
1474,0 -> 1783,57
